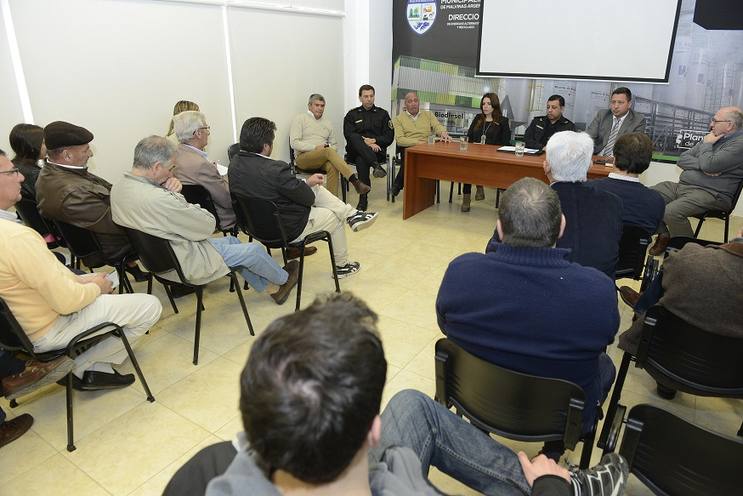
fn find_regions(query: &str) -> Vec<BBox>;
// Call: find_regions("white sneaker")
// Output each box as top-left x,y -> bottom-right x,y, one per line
346,211 -> 378,232
334,262 -> 361,279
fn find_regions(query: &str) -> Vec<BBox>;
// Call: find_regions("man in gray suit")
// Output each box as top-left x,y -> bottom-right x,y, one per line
586,87 -> 646,159
649,106 -> 743,249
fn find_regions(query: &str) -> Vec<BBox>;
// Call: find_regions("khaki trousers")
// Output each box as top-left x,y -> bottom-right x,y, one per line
291,185 -> 357,266
652,181 -> 731,237
295,147 -> 354,197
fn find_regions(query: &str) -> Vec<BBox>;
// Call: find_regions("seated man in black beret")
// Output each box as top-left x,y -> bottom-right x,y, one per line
35,121 -> 147,281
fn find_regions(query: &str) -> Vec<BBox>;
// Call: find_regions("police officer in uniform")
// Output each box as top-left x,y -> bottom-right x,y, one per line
343,84 -> 395,211
523,94 -> 576,150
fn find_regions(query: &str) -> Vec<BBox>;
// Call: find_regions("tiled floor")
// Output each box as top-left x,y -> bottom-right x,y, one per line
2,184 -> 741,495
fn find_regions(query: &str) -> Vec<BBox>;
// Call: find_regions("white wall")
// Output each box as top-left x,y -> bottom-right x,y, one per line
0,0 -> 347,181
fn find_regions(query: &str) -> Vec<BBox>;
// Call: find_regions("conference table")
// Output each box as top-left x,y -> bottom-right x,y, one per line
402,141 -> 613,219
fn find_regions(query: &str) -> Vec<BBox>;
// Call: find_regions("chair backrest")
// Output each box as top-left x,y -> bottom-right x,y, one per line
121,227 -> 187,283
163,441 -> 237,496
15,196 -> 52,237
434,338 -> 586,447
0,296 -> 37,356
180,184 -> 222,230
665,236 -> 720,256
227,143 -> 240,162
615,224 -> 652,279
619,404 -> 743,496
636,305 -> 743,395
230,193 -> 288,248
52,220 -> 106,267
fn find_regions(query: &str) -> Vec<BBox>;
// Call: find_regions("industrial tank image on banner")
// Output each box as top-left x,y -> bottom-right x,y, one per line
392,0 -> 743,163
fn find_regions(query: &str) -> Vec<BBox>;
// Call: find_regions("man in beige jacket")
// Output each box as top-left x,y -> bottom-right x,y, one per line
172,111 -> 236,230
0,150 -> 161,391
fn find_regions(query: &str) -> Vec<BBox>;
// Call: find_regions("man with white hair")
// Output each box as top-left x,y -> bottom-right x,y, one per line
543,131 -> 623,277
172,111 -> 236,230
649,106 -> 743,253
438,177 -> 619,460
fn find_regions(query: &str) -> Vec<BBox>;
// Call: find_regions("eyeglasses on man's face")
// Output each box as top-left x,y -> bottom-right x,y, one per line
0,167 -> 21,176
711,119 -> 731,124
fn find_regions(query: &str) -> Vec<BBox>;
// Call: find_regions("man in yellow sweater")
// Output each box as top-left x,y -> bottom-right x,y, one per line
0,150 -> 162,391
391,92 -> 451,196
290,94 -> 371,198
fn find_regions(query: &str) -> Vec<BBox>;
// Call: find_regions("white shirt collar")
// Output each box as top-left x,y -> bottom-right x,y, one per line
608,172 -> 640,182
406,110 -> 419,121
613,112 -> 629,127
0,208 -> 21,223
183,143 -> 209,159
46,159 -> 86,170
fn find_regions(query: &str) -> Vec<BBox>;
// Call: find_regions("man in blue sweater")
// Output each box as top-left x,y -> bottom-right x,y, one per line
437,178 -> 619,456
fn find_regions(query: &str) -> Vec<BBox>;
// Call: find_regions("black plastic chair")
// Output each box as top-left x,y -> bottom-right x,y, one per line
434,338 -> 597,468
604,404 -> 743,495
231,193 -> 340,312
641,236 -> 721,290
163,440 -> 237,496
52,220 -> 134,293
0,296 -> 154,452
615,224 -> 652,280
122,227 -> 253,365
692,179 -> 743,243
180,184 -> 236,236
598,305 -> 743,449
227,143 -> 240,162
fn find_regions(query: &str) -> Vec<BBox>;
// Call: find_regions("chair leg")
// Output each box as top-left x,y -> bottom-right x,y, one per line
162,283 -> 179,314
117,329 -> 155,402
146,274 -> 153,295
579,431 -> 595,469
326,235 -> 340,293
65,373 -> 76,452
723,216 -> 730,243
448,182 -> 454,203
436,180 -> 441,203
193,287 -> 204,365
598,352 -> 632,449
693,216 -> 705,238
295,247 -> 305,312
230,273 -> 254,336
496,189 -> 501,208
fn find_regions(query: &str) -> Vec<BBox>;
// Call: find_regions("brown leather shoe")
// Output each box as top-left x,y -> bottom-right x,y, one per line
618,286 -> 641,309
350,177 -> 371,195
0,413 -> 33,449
2,356 -> 75,400
271,260 -> 300,305
286,246 -> 317,259
648,232 -> 670,256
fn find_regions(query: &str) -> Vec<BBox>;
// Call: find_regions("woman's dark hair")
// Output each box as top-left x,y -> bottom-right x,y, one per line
473,92 -> 502,129
9,124 -> 44,162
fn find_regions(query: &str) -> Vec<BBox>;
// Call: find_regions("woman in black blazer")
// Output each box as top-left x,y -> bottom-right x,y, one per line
463,93 -> 510,212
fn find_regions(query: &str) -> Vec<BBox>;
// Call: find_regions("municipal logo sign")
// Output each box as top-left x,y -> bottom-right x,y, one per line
676,129 -> 706,150
407,1 -> 437,35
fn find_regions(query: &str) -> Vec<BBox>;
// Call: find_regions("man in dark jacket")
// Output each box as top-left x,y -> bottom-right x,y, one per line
228,118 -> 378,279
523,95 -> 576,150
343,84 -> 395,210
35,121 -> 147,281
443,178 -> 619,443
203,293 -> 627,496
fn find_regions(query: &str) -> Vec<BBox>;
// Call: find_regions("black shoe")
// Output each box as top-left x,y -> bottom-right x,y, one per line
169,284 -> 196,299
77,370 -> 135,391
356,194 -> 368,212
391,184 -> 402,197
124,264 -> 149,282
372,162 -> 387,178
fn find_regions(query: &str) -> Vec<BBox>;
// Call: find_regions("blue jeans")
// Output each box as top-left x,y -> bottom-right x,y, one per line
207,237 -> 287,292
373,390 -> 530,496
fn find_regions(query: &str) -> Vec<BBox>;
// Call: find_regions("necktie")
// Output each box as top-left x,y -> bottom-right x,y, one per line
601,118 -> 621,156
